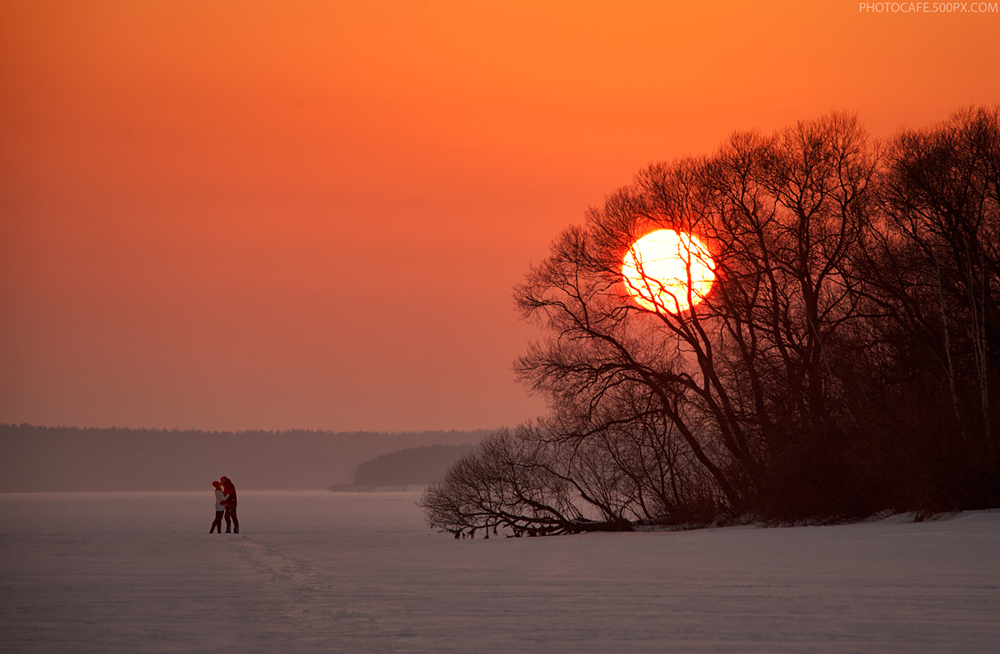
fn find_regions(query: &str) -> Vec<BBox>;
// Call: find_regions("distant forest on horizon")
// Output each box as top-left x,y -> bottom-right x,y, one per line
0,423 -> 486,492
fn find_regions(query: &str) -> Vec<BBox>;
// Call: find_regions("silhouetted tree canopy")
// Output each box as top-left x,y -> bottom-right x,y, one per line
421,107 -> 1000,537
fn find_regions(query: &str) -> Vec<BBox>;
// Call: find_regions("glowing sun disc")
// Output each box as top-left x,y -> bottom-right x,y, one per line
622,229 -> 716,314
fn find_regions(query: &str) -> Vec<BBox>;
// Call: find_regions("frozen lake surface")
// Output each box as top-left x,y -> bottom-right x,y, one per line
1,492 -> 998,653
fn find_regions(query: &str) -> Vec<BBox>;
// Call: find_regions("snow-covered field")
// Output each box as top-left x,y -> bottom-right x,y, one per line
1,492 -> 998,653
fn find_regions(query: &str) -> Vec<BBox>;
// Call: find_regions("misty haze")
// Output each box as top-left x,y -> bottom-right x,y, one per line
3,1 -> 1000,652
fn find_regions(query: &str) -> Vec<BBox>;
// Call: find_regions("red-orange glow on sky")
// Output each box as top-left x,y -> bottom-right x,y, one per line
1,1 -> 998,431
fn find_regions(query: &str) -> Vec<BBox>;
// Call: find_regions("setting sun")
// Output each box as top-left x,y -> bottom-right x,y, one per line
621,229 -> 716,314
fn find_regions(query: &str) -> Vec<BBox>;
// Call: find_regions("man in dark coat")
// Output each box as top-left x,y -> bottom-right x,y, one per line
221,476 -> 239,534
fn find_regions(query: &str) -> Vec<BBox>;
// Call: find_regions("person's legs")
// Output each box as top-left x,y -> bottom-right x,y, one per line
230,507 -> 239,533
224,508 -> 232,532
210,511 -> 224,533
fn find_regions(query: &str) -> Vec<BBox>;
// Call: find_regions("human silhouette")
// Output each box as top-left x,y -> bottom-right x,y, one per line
209,480 -> 225,533
220,476 -> 239,534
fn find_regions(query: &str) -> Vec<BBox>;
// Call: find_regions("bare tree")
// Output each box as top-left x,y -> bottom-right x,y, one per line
859,106 -> 1000,510
701,113 -> 879,517
419,428 -> 633,537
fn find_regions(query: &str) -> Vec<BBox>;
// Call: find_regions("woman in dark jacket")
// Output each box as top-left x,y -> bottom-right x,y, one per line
210,480 -> 226,533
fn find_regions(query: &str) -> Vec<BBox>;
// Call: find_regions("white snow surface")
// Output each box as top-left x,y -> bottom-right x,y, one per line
1,492 -> 998,653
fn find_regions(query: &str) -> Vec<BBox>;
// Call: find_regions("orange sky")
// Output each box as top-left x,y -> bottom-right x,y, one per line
2,0 -> 998,431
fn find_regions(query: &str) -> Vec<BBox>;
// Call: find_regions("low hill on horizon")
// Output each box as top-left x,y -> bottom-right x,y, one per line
332,444 -> 476,490
0,424 -> 488,491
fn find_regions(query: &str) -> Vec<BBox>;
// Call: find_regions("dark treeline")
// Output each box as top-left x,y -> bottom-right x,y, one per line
421,107 -> 1000,537
0,424 -> 486,491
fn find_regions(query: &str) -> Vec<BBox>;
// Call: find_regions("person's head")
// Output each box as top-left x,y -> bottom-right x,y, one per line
221,476 -> 229,484
212,481 -> 220,488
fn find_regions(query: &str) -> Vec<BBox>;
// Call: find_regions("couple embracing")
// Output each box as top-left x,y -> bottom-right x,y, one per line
209,476 -> 239,534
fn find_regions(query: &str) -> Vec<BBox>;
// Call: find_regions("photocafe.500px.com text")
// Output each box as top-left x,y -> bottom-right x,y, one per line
860,2 -> 998,12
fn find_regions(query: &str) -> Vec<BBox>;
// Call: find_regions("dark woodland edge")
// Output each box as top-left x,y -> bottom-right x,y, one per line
420,107 -> 1000,538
